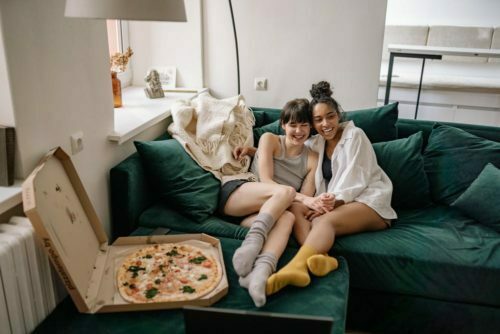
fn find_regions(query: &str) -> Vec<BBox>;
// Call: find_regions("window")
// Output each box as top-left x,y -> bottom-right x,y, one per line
106,20 -> 121,56
106,20 -> 132,87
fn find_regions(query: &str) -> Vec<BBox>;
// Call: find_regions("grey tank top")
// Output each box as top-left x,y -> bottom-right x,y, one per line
251,136 -> 309,191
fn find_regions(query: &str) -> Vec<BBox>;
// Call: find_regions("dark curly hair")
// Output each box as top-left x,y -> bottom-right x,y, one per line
309,81 -> 342,119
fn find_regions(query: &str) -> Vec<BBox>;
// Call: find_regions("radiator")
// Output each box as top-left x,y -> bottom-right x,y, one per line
0,216 -> 58,334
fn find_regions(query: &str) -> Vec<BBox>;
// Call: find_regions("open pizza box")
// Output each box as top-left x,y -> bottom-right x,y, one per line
22,147 -> 228,313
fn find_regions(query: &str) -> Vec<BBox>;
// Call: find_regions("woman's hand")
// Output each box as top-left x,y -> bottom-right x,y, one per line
318,193 -> 335,211
302,193 -> 335,213
232,146 -> 256,161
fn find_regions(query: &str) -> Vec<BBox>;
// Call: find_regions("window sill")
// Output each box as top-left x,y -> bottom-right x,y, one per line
0,179 -> 23,215
107,86 -> 208,145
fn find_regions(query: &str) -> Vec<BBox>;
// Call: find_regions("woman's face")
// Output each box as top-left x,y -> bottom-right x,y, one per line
312,103 -> 340,141
281,120 -> 311,146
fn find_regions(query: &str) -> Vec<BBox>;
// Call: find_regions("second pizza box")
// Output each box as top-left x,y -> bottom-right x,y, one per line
22,147 -> 228,313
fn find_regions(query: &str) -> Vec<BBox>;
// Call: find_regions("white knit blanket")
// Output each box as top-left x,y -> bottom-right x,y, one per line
168,92 -> 256,183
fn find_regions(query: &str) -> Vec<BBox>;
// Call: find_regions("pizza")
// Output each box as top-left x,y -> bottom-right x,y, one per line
117,243 -> 222,303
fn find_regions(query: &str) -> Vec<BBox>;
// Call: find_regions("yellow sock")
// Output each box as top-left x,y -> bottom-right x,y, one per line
306,254 -> 338,277
266,245 -> 316,295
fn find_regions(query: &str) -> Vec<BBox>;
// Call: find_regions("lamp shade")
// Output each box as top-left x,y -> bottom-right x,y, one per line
65,0 -> 187,22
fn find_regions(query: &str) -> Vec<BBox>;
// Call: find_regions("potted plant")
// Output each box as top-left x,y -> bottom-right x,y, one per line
110,47 -> 133,108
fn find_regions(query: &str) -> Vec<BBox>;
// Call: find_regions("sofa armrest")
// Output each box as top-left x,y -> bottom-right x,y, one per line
110,152 -> 156,240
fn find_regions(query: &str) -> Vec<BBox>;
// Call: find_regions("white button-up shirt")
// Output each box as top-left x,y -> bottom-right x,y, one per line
306,121 -> 397,220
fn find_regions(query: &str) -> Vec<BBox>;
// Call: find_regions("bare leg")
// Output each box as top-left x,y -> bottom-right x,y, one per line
267,202 -> 387,294
290,202 -> 312,245
239,211 -> 294,307
224,182 -> 296,220
305,202 -> 387,253
261,210 -> 294,258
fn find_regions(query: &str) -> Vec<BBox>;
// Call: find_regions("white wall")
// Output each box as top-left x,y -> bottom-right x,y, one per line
129,0 -> 203,88
203,0 -> 388,110
386,0 -> 500,26
0,0 -> 168,236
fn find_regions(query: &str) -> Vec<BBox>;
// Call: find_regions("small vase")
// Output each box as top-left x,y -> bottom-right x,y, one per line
111,71 -> 122,108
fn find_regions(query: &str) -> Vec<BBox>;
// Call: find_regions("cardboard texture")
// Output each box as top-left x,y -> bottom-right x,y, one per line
22,147 -> 228,314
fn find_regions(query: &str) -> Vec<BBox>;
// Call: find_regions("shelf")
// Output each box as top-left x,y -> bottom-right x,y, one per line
0,179 -> 23,215
108,86 -> 208,145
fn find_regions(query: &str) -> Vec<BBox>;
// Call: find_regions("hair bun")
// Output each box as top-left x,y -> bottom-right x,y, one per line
310,81 -> 333,100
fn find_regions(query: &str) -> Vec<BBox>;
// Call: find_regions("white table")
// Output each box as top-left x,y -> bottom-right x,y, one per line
384,44 -> 500,119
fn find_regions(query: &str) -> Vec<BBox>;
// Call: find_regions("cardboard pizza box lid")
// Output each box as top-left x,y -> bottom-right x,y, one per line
22,147 -> 228,313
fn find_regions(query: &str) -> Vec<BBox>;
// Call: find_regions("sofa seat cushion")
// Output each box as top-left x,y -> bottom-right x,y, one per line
332,204 -> 500,307
138,204 -> 301,248
138,204 -> 249,240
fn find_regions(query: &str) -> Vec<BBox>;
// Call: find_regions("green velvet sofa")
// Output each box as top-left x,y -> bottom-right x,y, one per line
110,103 -> 500,333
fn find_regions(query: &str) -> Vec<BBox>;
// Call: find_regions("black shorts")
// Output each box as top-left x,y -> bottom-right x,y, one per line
217,179 -> 250,224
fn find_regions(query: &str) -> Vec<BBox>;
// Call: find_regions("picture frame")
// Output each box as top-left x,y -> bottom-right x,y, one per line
150,66 -> 176,90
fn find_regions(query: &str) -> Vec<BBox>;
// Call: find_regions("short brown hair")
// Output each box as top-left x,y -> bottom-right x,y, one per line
280,98 -> 311,126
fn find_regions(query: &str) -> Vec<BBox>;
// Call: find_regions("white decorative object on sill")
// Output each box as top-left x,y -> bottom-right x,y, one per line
152,66 -> 177,89
144,70 -> 165,99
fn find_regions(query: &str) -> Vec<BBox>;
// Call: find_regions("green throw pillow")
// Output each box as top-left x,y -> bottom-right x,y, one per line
253,119 -> 284,145
423,124 -> 500,205
134,139 -> 220,222
344,102 -> 399,143
451,163 -> 500,233
252,102 -> 399,145
373,132 -> 432,209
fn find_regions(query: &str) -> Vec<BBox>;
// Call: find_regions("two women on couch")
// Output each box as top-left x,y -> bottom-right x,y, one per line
218,98 -> 333,307
221,81 -> 397,305
266,81 -> 397,295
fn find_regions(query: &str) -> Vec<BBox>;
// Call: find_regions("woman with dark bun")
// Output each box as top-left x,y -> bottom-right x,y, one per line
222,98 -> 333,307
266,81 -> 397,296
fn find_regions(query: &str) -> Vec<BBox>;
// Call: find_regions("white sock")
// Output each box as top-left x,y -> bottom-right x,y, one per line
232,213 -> 274,277
239,252 -> 277,307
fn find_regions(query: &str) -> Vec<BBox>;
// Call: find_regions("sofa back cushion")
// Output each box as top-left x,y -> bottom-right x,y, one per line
343,103 -> 399,143
451,163 -> 500,232
134,139 -> 220,222
252,102 -> 399,145
423,124 -> 500,205
396,118 -> 500,147
373,131 -> 431,209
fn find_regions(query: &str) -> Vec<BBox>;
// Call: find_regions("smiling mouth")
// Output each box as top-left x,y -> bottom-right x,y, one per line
323,128 -> 334,134
291,135 -> 305,140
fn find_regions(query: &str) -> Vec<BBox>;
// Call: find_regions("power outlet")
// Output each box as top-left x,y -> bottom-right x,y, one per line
254,77 -> 268,91
70,131 -> 84,155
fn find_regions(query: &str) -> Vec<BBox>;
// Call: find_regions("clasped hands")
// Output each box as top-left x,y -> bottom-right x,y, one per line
303,193 -> 336,220
233,145 -> 338,220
